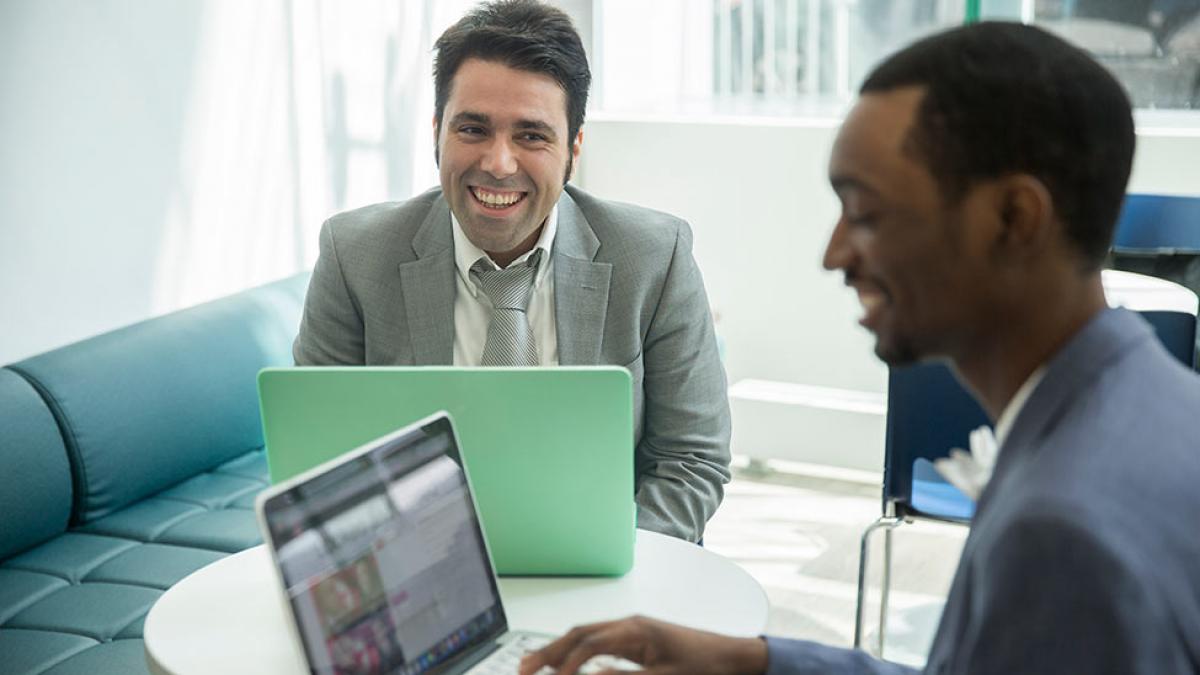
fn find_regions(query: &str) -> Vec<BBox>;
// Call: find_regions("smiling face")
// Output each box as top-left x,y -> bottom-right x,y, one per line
435,58 -> 582,265
823,87 -> 1002,366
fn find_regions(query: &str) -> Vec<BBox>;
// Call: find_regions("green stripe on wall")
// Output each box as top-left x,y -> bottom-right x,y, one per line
965,0 -> 981,23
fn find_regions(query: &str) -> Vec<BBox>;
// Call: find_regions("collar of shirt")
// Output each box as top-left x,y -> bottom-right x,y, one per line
993,365 -> 1047,448
451,206 -> 558,298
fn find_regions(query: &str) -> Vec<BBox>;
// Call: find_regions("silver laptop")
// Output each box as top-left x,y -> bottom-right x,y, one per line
254,412 -> 633,674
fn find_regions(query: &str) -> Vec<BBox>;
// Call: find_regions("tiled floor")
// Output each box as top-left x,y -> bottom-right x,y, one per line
703,465 -> 968,667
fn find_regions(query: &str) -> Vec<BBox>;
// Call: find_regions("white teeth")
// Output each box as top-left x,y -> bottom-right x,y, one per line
858,291 -> 884,313
473,188 -> 522,207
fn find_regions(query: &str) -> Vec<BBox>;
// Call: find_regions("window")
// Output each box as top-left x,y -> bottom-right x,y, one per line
1033,0 -> 1200,109
593,0 -> 1200,116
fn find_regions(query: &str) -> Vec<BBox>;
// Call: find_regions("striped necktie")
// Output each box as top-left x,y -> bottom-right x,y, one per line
469,249 -> 543,366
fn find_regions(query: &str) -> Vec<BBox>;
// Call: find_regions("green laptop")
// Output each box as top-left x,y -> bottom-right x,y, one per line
256,366 -> 634,576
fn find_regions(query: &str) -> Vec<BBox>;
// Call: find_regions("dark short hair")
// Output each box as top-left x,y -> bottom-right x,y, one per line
433,0 -> 591,143
861,22 -> 1135,269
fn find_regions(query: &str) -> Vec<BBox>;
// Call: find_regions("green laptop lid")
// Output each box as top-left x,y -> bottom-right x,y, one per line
257,366 -> 634,576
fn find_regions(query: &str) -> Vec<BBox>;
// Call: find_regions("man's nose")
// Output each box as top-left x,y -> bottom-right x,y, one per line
480,138 -> 518,178
822,218 -> 852,271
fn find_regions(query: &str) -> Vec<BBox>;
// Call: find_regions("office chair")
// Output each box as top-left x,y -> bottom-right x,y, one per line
1110,192 -> 1200,355
1141,309 -> 1198,367
853,308 -> 1197,654
852,360 -> 986,654
1112,193 -> 1200,256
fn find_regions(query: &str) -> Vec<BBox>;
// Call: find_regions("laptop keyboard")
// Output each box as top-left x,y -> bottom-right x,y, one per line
470,634 -> 640,674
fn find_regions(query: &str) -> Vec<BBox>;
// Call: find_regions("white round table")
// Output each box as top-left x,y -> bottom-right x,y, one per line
143,529 -> 768,675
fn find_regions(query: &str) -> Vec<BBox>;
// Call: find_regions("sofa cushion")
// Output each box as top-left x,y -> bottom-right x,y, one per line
0,629 -> 97,675
10,274 -> 307,523
0,448 -> 270,674
0,570 -> 68,624
73,500 -> 204,542
0,368 -> 72,560
157,509 -> 265,552
2,534 -> 137,585
6,583 -> 161,642
39,639 -> 148,675
115,615 -> 146,640
80,449 -> 270,553
153,472 -> 263,510
84,544 -> 225,589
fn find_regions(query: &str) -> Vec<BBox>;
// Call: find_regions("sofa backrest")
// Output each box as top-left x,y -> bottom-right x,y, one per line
0,368 -> 74,559
9,273 -> 310,524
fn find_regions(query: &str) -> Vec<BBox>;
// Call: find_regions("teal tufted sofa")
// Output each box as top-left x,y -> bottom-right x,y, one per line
0,273 -> 308,675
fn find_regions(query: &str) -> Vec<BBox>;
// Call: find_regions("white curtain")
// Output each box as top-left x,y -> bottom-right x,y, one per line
155,0 -> 475,310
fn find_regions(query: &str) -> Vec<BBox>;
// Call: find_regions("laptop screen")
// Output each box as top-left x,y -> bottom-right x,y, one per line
261,416 -> 507,674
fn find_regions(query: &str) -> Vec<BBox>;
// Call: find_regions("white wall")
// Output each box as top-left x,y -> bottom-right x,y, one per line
0,0 -> 477,365
0,1 -> 313,363
579,115 -> 879,391
577,114 -> 1200,471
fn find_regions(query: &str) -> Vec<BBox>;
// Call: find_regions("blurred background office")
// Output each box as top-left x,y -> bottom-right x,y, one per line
2,0 -> 1200,480
4,0 -> 1199,474
4,0 -> 1199,664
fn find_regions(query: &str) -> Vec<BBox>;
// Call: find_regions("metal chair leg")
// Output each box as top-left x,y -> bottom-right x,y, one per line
853,515 -> 902,650
878,525 -> 894,655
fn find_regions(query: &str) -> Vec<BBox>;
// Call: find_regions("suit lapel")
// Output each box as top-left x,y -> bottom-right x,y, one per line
398,197 -> 455,365
553,192 -> 612,365
928,309 -> 1155,672
976,308 -> 1151,516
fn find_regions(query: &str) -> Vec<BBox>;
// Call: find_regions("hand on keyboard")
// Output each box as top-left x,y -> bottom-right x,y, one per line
473,635 -> 639,674
516,616 -> 768,675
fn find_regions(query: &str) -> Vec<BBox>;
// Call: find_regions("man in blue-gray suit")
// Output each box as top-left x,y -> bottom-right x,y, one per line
522,21 -> 1200,675
293,0 -> 730,543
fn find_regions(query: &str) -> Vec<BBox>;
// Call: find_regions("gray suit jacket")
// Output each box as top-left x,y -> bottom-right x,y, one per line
293,184 -> 732,542
766,308 -> 1200,674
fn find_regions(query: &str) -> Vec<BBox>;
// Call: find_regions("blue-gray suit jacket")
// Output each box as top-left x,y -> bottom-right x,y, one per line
293,185 -> 732,542
767,308 -> 1200,674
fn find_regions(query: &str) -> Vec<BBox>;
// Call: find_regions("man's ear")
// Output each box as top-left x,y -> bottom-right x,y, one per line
568,128 -> 584,179
432,114 -> 441,167
993,174 -> 1054,259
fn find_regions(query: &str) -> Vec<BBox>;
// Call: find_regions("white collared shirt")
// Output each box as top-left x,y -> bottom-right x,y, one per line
450,208 -> 559,366
993,365 -> 1047,448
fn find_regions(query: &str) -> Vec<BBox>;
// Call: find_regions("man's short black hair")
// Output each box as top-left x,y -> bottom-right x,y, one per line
433,0 -> 591,143
861,22 -> 1135,269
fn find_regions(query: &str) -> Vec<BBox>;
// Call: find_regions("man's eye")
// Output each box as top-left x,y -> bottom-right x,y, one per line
520,133 -> 547,142
458,126 -> 485,136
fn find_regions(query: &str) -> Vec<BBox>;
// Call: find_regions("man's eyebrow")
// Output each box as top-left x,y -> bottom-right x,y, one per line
514,119 -> 557,137
448,111 -> 490,126
829,175 -> 878,197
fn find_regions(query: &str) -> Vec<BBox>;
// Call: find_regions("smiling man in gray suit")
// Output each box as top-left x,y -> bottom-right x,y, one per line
292,0 -> 730,543
522,22 -> 1200,675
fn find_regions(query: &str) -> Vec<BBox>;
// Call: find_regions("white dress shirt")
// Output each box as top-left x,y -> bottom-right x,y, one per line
451,209 -> 559,366
934,364 -> 1046,500
994,365 -> 1047,448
